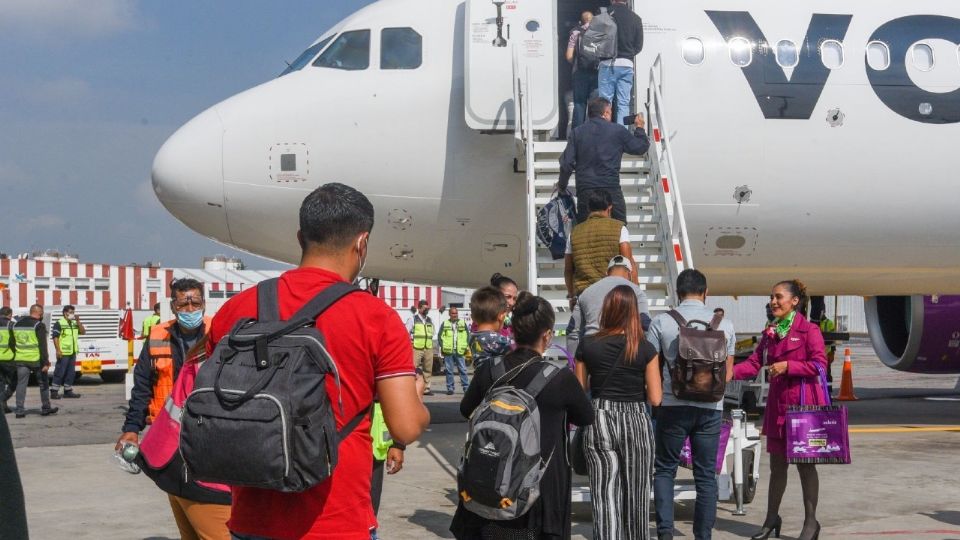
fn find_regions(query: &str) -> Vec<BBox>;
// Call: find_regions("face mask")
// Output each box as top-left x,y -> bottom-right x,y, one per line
65,313 -> 75,321
353,235 -> 369,285
176,310 -> 204,330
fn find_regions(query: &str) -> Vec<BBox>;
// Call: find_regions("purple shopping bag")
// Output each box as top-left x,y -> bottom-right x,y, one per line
679,419 -> 732,473
785,364 -> 851,464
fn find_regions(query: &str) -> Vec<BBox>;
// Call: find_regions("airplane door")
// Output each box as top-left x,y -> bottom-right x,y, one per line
465,0 -> 558,131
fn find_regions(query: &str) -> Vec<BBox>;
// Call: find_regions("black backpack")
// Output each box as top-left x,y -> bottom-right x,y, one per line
180,279 -> 367,492
457,356 -> 565,520
577,7 -> 618,71
666,310 -> 728,402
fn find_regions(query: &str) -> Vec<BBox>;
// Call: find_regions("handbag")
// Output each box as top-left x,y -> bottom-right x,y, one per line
785,363 -> 851,464
569,345 -> 625,475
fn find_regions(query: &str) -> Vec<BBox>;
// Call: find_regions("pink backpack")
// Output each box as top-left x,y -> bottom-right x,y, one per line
139,360 -> 229,494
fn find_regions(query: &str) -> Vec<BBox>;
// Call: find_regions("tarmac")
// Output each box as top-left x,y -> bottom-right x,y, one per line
9,338 -> 960,539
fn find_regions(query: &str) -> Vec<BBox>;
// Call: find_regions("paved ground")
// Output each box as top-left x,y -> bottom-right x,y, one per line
8,338 -> 960,539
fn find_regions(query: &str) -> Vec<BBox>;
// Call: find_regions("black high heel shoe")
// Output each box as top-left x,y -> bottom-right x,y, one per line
798,521 -> 821,540
749,515 -> 782,540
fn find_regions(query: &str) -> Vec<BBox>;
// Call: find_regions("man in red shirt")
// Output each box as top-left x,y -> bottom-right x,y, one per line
209,183 -> 430,540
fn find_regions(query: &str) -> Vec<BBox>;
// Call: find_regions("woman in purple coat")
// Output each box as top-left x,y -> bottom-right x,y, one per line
734,280 -> 826,540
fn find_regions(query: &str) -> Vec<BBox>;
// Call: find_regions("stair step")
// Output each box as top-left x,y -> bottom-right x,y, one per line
536,276 -> 667,287
535,253 -> 666,265
533,161 -> 649,173
533,195 -> 656,207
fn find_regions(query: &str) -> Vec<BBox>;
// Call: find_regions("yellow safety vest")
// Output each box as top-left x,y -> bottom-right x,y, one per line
57,317 -> 80,356
13,320 -> 42,364
412,316 -> 434,350
142,314 -> 161,339
439,319 -> 469,356
371,403 -> 392,461
0,321 -> 14,362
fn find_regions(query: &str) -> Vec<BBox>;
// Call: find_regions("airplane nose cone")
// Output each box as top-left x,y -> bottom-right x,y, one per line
151,107 -> 232,244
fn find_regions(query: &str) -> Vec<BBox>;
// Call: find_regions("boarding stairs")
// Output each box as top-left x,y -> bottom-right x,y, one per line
515,55 -> 694,315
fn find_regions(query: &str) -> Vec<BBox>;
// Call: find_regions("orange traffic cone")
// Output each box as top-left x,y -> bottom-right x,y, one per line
836,347 -> 858,401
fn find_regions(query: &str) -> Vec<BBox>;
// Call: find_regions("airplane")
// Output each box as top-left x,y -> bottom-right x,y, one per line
150,0 -> 960,375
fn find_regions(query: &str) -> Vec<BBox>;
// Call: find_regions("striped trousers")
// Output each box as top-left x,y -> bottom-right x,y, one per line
584,399 -> 654,540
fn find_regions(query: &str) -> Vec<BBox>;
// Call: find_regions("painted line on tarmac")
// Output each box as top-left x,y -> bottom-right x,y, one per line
849,426 -> 960,433
925,397 -> 960,401
847,530 -> 960,536
423,442 -> 458,478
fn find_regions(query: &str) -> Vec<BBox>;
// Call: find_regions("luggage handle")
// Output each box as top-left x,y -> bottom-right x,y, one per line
213,352 -> 286,407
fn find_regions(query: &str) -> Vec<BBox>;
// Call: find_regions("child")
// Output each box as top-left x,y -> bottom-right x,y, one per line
467,286 -> 513,370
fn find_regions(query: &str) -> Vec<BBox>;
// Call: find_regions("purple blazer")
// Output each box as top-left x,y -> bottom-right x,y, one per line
733,313 -> 828,441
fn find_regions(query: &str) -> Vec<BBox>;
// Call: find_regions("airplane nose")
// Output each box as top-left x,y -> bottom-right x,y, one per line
151,107 -> 232,244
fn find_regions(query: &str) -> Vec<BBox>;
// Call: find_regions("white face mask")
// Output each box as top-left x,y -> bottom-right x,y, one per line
66,313 -> 75,321
352,235 -> 369,284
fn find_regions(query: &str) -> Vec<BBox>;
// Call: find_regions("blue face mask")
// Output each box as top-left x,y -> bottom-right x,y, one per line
176,310 -> 204,330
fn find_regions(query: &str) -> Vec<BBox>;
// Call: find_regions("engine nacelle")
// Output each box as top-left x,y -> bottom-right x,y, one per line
865,295 -> 960,374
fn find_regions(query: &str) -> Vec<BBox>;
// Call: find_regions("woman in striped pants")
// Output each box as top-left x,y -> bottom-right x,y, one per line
575,285 -> 662,539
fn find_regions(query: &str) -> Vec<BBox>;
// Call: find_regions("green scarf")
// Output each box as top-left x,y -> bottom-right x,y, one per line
773,310 -> 797,339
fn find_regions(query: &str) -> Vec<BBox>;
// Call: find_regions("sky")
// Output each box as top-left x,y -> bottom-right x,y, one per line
0,0 -> 373,269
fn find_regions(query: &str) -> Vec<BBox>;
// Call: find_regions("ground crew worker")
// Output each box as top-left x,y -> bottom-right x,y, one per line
438,307 -> 470,395
11,304 -> 58,419
118,279 -> 210,444
142,302 -> 161,339
0,307 -> 17,414
51,304 -> 85,399
406,299 -> 435,395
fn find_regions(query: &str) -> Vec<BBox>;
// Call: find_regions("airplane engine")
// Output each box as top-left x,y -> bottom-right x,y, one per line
865,296 -> 960,374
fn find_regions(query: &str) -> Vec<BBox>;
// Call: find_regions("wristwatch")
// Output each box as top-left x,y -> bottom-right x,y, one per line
391,441 -> 406,451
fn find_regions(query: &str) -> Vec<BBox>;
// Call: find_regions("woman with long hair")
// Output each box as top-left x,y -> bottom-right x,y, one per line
575,285 -> 662,540
733,280 -> 827,540
452,292 -> 593,540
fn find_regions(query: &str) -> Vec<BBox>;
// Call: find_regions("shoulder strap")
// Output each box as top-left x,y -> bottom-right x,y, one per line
667,309 -> 687,328
257,278 -> 281,322
708,312 -> 724,331
489,356 -> 508,382
524,358 -> 565,399
289,282 -> 360,323
594,347 -> 626,400
337,404 -> 372,442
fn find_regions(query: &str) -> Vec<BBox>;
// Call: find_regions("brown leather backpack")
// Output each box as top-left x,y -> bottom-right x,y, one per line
667,310 -> 727,402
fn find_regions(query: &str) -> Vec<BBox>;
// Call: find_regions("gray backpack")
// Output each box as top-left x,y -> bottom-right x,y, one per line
180,279 -> 367,492
457,356 -> 565,520
667,310 -> 728,402
577,7 -> 618,71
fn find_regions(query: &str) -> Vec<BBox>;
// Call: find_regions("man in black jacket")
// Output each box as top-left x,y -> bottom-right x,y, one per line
598,0 -> 644,127
558,97 -> 650,223
0,411 -> 29,539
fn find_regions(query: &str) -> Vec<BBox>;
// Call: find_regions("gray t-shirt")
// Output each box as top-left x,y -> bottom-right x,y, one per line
648,299 -> 736,410
571,276 -> 650,343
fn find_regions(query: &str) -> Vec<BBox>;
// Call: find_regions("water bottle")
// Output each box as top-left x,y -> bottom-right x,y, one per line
112,442 -> 141,474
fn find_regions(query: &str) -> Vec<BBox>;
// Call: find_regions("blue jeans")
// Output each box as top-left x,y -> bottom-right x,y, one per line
443,354 -> 469,392
51,354 -> 76,390
598,64 -> 634,126
653,406 -> 722,540
571,69 -> 599,130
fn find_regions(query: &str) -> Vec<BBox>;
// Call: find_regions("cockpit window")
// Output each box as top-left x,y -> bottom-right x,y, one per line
381,28 -> 422,70
280,36 -> 333,76
314,30 -> 371,71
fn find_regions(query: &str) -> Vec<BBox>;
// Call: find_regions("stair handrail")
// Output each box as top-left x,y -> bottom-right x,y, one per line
523,65 -> 538,293
646,54 -> 694,303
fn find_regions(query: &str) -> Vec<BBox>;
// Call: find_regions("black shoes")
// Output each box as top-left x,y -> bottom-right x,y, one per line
41,407 -> 59,416
446,390 -> 454,395
15,412 -> 25,419
51,390 -> 61,400
2,402 -> 10,414
798,522 -> 821,540
750,515 -> 782,540
657,534 -> 673,540
63,391 -> 81,399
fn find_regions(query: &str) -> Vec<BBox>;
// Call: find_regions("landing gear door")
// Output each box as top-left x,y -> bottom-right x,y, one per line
465,0 -> 557,131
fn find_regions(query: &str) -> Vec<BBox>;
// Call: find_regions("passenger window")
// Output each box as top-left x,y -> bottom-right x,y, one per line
866,41 -> 890,70
280,36 -> 332,76
775,40 -> 799,68
912,43 -> 934,71
381,28 -> 422,70
313,30 -> 371,71
820,40 -> 844,69
681,37 -> 704,65
728,37 -> 752,67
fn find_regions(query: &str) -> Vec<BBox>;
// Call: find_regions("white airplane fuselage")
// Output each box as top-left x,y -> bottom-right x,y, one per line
152,0 -> 960,296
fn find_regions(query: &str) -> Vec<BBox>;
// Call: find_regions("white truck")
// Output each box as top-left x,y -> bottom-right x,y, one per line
44,308 -> 143,384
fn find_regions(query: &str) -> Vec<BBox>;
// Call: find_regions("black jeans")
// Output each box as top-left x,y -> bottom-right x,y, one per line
0,364 -> 17,403
653,406 -> 722,540
576,186 -> 626,223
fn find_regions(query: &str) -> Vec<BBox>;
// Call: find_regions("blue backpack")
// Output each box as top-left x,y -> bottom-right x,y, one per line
536,190 -> 577,260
